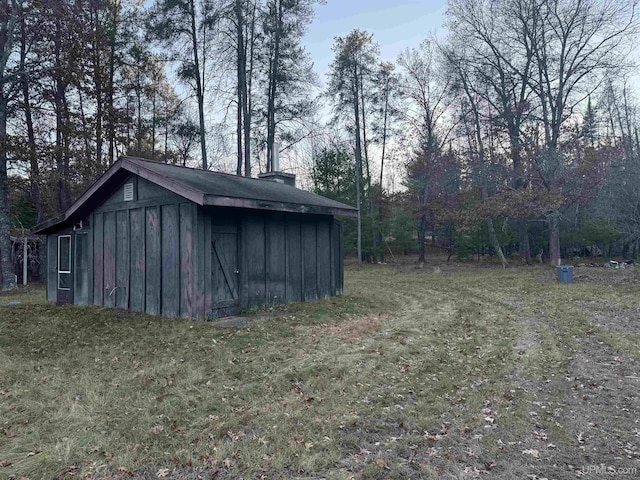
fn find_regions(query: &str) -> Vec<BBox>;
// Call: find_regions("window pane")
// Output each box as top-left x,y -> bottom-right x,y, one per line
59,236 -> 71,272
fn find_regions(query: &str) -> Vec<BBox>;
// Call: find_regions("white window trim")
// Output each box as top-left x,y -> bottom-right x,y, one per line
58,235 -> 71,290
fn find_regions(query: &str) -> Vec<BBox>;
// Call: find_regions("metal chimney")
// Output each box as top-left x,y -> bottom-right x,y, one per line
258,141 -> 296,187
273,142 -> 280,172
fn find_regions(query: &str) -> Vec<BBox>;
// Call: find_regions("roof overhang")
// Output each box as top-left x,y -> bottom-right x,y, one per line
202,194 -> 358,217
32,156 -> 357,235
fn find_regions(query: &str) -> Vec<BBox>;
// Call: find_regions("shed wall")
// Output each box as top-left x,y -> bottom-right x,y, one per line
90,196 -> 199,318
46,175 -> 346,319
203,208 -> 343,318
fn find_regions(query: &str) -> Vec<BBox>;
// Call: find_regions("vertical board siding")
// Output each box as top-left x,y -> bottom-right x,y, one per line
179,203 -> 195,318
116,210 -> 130,309
338,222 -> 344,293
244,217 -> 266,306
103,211 -> 116,308
203,210 -> 213,313
86,227 -> 94,304
73,232 -> 89,305
329,220 -> 336,295
195,207 -> 206,319
302,222 -> 317,300
266,216 -> 286,304
316,220 -> 331,298
161,204 -> 180,317
46,235 -> 57,302
93,212 -> 104,305
285,220 -> 302,302
129,208 -> 146,312
145,206 -> 161,315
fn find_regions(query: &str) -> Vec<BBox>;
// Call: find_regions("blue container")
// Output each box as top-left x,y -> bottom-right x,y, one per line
556,265 -> 573,283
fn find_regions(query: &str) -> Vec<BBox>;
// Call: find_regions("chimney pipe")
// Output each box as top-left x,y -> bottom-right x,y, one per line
273,142 -> 280,172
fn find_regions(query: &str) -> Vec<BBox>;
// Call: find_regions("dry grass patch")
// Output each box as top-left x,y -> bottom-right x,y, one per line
309,314 -> 387,342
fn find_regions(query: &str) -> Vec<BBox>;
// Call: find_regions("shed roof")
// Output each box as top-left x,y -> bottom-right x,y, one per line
33,156 -> 357,234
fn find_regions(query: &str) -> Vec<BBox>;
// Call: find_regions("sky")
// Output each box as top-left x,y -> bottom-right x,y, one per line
303,0 -> 449,87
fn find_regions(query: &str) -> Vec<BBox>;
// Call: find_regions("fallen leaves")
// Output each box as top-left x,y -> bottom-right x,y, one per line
156,468 -> 169,477
0,460 -> 12,467
522,448 -> 540,458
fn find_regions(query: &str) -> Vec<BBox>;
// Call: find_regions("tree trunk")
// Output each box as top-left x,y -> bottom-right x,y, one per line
417,216 -> 426,263
518,222 -> 531,263
549,212 -> 561,265
235,0 -> 245,176
242,0 -> 256,177
266,0 -> 282,172
19,13 -> 42,223
54,20 -> 71,213
353,63 -> 363,265
107,0 -> 118,165
379,73 -> 389,188
91,3 -> 103,166
0,89 -> 14,290
188,0 -> 207,170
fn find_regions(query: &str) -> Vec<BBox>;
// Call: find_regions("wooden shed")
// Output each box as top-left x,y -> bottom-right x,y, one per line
33,156 -> 356,319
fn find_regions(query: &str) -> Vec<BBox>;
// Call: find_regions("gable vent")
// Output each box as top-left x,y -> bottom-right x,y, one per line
123,182 -> 134,201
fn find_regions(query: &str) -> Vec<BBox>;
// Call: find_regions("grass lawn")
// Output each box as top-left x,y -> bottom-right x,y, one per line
1,260 -> 639,479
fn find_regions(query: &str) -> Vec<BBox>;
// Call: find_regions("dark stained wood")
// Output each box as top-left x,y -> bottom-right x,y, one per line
101,175 -> 135,206
46,234 -> 57,302
244,217 -> 266,306
60,163 -> 131,222
73,231 -> 90,305
94,197 -> 182,215
123,158 -> 204,205
203,209 -> 213,314
103,211 -> 116,308
195,207 -> 206,319
93,212 -> 103,305
86,224 -> 94,304
116,210 -> 130,309
161,204 -> 180,317
137,176 -> 184,202
203,195 -> 357,217
129,208 -> 146,312
329,220 -> 336,295
302,222 -> 317,300
210,218 -> 239,315
180,203 -> 196,318
316,220 -> 331,299
285,219 -> 302,302
145,206 -> 161,315
337,221 -> 344,294
266,215 -> 285,304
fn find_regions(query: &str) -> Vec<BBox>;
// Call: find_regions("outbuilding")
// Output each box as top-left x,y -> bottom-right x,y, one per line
34,156 -> 356,319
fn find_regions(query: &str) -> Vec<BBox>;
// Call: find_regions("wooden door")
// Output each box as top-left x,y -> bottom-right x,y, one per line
56,230 -> 73,305
210,221 -> 239,315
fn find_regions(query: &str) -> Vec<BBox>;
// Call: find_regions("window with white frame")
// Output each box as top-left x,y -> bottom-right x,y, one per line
58,235 -> 71,290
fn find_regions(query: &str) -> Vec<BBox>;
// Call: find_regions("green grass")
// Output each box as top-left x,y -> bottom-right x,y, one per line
0,264 -> 638,479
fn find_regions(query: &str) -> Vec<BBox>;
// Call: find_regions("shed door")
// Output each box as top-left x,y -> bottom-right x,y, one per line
210,222 -> 239,312
56,232 -> 73,305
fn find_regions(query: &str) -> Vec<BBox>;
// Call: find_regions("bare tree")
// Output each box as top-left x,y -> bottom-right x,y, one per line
0,0 -> 18,290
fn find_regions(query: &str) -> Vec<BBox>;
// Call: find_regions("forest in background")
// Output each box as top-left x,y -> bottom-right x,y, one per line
1,0 -> 640,289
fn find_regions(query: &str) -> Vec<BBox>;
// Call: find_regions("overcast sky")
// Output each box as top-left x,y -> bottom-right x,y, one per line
303,0 -> 448,86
